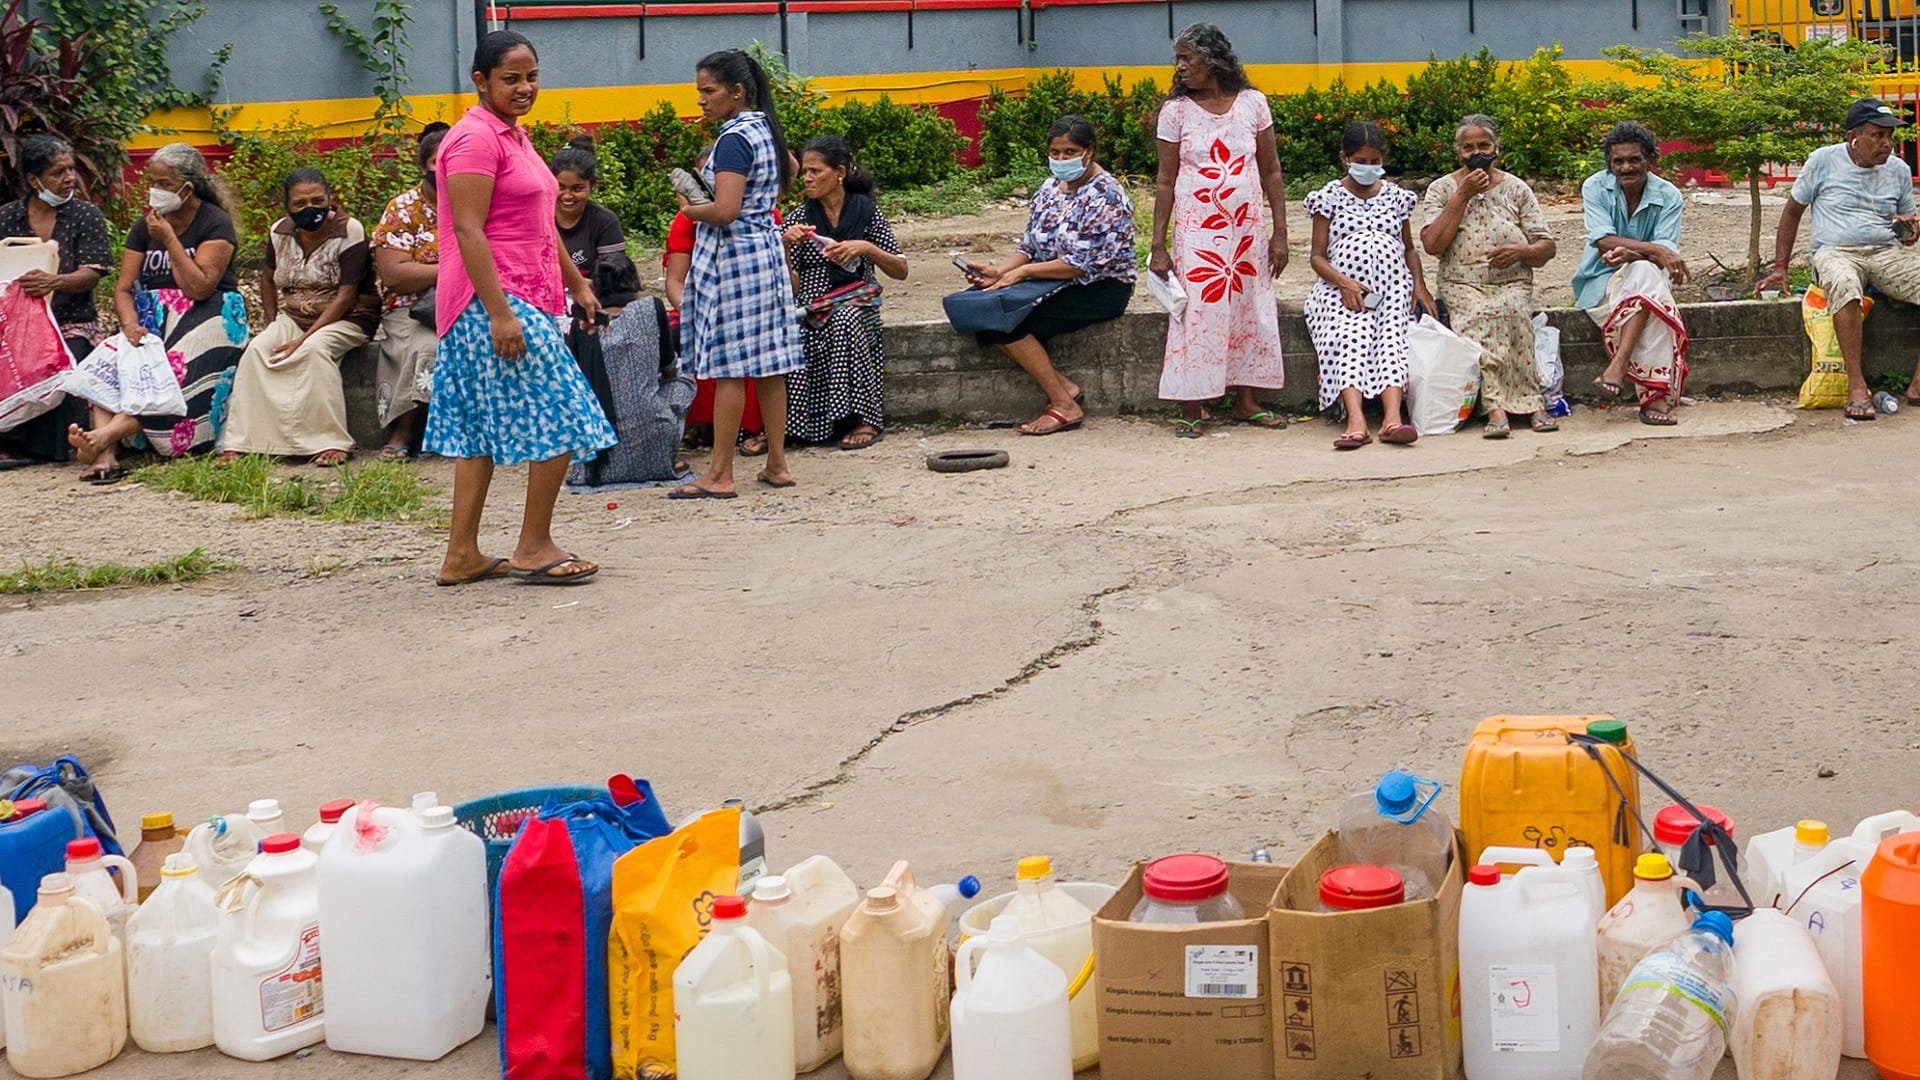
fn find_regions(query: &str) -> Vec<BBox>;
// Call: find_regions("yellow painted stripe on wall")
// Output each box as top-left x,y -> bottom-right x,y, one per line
132,59 -> 1647,149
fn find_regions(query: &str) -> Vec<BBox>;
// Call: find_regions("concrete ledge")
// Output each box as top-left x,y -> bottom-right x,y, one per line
340,298 -> 1919,445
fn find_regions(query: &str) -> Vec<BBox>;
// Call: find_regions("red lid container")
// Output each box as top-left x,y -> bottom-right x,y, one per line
317,799 -> 356,824
711,895 -> 747,920
1468,865 -> 1502,887
65,837 -> 102,861
260,833 -> 302,854
1654,804 -> 1734,846
5,797 -> 48,820
1319,864 -> 1406,910
1142,854 -> 1233,903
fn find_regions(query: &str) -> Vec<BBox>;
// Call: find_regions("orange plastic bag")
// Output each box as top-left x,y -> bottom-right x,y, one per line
607,807 -> 740,1080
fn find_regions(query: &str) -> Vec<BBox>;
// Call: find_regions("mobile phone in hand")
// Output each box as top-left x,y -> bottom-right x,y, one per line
952,254 -> 975,275
1897,217 -> 1918,244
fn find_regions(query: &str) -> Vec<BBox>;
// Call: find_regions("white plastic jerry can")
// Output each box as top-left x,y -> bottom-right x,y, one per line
995,855 -> 1099,1070
211,834 -> 325,1061
1730,908 -> 1842,1080
127,853 -> 220,1053
0,877 -> 13,1053
318,802 -> 490,1061
950,913 -> 1072,1080
745,857 -> 862,1072
1459,863 -> 1601,1080
1744,820 -> 1831,910
62,837 -> 136,948
674,894 -> 796,1080
0,874 -> 127,1079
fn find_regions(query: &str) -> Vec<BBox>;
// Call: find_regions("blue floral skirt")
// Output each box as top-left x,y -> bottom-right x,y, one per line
425,295 -> 615,466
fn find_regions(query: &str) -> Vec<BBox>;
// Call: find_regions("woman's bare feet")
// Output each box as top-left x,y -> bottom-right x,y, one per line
313,449 -> 349,468
66,423 -> 102,465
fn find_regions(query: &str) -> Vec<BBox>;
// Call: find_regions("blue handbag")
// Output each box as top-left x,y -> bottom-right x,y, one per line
943,279 -> 1068,335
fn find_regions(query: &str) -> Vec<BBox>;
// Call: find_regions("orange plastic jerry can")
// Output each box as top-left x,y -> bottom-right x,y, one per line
1459,716 -> 1642,907
1862,830 -> 1920,1080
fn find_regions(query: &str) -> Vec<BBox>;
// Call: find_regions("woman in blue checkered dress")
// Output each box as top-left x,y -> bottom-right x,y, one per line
671,50 -> 805,498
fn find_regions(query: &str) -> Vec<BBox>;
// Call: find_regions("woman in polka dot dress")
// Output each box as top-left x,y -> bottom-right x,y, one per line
1305,121 -> 1436,450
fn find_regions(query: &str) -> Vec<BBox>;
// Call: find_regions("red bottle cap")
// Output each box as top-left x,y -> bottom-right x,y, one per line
261,833 -> 302,854
1468,865 -> 1502,887
1319,864 -> 1406,910
317,799 -> 356,824
1653,804 -> 1733,846
9,798 -> 48,819
711,895 -> 748,921
65,837 -> 102,861
1142,854 -> 1233,903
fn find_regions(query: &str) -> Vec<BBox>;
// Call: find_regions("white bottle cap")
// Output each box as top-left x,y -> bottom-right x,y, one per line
753,875 -> 791,902
248,799 -> 282,821
1563,847 -> 1597,867
411,791 -> 439,811
38,873 -> 75,897
161,853 -> 200,876
420,806 -> 456,829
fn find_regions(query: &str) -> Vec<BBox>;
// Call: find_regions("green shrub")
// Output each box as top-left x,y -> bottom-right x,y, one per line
830,96 -> 966,189
1493,46 -> 1607,180
977,70 -> 1165,179
1398,47 -> 1505,176
215,118 -> 412,260
1268,77 -> 1406,184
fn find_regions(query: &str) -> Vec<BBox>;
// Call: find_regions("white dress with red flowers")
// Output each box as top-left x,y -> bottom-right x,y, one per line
1156,90 -> 1286,401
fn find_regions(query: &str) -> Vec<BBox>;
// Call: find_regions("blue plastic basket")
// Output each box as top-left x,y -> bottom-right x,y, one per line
453,785 -> 605,900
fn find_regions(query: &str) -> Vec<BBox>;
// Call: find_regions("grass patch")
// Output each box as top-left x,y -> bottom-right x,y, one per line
0,549 -> 231,595
131,455 -> 444,524
880,174 -> 988,219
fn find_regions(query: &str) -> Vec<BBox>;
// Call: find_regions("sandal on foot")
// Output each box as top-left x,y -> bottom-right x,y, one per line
1482,420 -> 1511,439
1639,406 -> 1678,426
1333,431 -> 1373,451
756,471 -> 797,489
838,427 -> 882,451
83,465 -> 127,485
1235,409 -> 1288,428
510,555 -> 598,585
739,433 -> 770,457
1019,408 -> 1082,436
1380,424 -> 1419,445
668,482 -> 738,500
379,444 -> 411,461
1531,415 -> 1559,433
1173,417 -> 1205,438
436,558 -> 510,587
1592,377 -> 1624,398
1844,399 -> 1878,421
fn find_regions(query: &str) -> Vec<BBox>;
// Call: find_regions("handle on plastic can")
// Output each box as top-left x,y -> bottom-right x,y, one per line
953,935 -> 984,997
100,853 -> 138,903
1852,811 -> 1920,845
1475,846 -> 1557,873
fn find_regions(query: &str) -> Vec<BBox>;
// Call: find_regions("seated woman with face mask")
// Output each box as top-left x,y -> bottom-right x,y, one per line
218,167 -> 381,465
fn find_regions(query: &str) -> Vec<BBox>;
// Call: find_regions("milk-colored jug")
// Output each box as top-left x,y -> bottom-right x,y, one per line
745,857 -> 862,1071
951,913 -> 1071,1080
187,807 -> 273,887
841,860 -> 950,1080
1730,908 -> 1841,1080
1597,853 -> 1693,1005
317,803 -> 489,1060
1459,863 -> 1600,1080
0,874 -> 127,1078
128,853 -> 220,1052
1744,820 -> 1830,909
211,833 -> 324,1060
675,893 -> 795,1080
1781,809 -> 1920,1057
62,837 -> 136,948
994,855 -> 1099,1070
0,878 -> 13,1053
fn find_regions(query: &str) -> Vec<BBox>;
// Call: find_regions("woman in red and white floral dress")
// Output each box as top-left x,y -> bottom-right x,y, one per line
1150,22 -> 1290,437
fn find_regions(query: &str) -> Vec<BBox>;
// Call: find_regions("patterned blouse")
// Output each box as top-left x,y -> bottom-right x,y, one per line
1017,171 -> 1137,285
264,214 -> 381,334
370,182 -> 438,312
1419,172 -> 1553,287
0,197 -> 114,329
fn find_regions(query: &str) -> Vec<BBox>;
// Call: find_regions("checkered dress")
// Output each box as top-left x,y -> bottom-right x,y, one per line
684,112 -> 804,380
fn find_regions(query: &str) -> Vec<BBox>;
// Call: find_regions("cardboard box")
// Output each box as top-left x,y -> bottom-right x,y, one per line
1267,831 -> 1465,1080
1093,860 -> 1290,1080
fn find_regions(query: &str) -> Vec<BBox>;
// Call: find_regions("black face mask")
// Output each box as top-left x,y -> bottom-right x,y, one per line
290,205 -> 331,232
1464,152 -> 1497,173
423,170 -> 436,190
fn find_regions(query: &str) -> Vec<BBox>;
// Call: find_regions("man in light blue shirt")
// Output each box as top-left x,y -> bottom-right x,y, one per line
1759,97 -> 1920,420
1576,122 -> 1692,425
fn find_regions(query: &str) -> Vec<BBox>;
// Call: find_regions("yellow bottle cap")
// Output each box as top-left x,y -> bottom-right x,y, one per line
1634,853 -> 1675,880
142,812 -> 175,831
1795,820 -> 1830,846
1017,855 -> 1053,880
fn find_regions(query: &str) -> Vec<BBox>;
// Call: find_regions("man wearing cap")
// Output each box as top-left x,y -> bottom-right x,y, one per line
1759,97 -> 1920,421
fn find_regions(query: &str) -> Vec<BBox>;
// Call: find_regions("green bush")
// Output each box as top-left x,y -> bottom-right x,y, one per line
977,70 -> 1164,179
830,96 -> 967,190
1492,46 -> 1607,180
1267,77 -> 1407,185
1398,47 -> 1505,176
215,118 -> 412,259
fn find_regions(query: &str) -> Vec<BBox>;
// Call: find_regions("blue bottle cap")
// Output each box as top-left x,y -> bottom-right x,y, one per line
958,875 -> 982,899
1375,771 -> 1418,816
1693,910 -> 1734,945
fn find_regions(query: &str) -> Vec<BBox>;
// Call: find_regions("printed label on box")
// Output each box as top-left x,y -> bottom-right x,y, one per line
1184,944 -> 1259,999
1487,963 -> 1559,1052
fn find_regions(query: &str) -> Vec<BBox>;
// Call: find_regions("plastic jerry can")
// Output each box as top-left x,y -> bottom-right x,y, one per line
0,878 -> 12,1052
1862,830 -> 1920,1080
317,803 -> 489,1060
745,857 -> 862,1072
63,837 -> 136,948
1337,770 -> 1453,901
127,853 -> 220,1053
1730,908 -> 1841,1080
994,855 -> 1099,1070
300,799 -> 356,853
1597,853 -> 1694,1005
186,810 -> 272,888
840,860 -> 951,1080
0,799 -> 72,921
130,812 -> 187,903
1743,820 -> 1830,910
1459,863 -> 1600,1080
1780,809 -> 1920,1057
1459,715 -> 1642,907
210,834 -> 325,1060
951,913 -> 1072,1080
674,894 -> 795,1080
0,874 -> 128,1078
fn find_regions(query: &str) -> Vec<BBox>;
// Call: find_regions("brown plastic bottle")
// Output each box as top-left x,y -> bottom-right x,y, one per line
130,812 -> 187,903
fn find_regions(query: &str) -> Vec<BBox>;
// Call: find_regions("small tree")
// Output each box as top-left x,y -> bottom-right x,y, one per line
1602,34 -> 1881,283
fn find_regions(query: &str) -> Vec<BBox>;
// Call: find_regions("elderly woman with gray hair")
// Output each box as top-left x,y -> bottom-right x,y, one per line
1419,114 -> 1557,437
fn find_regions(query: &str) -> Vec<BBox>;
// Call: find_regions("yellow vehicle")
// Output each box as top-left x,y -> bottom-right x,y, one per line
1733,0 -> 1920,65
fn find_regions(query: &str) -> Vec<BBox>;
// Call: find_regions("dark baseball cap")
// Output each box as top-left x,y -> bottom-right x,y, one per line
1845,98 -> 1902,130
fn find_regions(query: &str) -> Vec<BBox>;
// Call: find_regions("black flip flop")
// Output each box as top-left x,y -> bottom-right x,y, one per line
756,472 -> 797,489
668,483 -> 738,500
509,556 -> 598,585
84,466 -> 127,485
0,456 -> 34,472
1844,400 -> 1878,421
435,557 -> 511,587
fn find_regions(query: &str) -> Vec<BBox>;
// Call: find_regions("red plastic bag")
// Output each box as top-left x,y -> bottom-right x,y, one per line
0,282 -> 73,432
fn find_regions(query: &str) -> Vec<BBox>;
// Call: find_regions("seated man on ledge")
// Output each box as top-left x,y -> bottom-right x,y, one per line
1574,121 -> 1691,426
1758,97 -> 1920,421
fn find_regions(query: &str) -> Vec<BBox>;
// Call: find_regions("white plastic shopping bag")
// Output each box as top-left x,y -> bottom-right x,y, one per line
1144,271 -> 1188,319
62,333 -> 187,417
1532,312 -> 1568,417
1405,315 -> 1482,435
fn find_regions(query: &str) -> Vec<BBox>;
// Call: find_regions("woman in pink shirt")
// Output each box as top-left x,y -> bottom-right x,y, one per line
426,30 -> 615,586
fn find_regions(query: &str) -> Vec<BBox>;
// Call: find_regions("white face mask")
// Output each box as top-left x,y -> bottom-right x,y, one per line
35,185 -> 73,208
1347,162 -> 1387,186
148,185 -> 186,215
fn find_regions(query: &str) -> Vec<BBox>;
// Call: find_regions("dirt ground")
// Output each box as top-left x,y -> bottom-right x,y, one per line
635,182 -> 1798,324
3,397 -> 1911,1079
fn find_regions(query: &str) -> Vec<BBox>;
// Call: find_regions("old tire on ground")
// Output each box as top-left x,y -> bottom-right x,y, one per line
927,449 -> 1010,474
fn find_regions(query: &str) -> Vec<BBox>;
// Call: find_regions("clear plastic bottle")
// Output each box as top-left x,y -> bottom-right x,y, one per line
1583,911 -> 1737,1080
928,875 -> 983,950
1337,771 -> 1452,901
1128,855 -> 1245,924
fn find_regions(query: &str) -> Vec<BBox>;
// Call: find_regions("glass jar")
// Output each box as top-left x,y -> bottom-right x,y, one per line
1317,864 -> 1405,913
1128,854 -> 1246,924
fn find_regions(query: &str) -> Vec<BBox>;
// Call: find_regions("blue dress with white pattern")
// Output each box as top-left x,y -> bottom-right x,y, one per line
684,112 -> 805,380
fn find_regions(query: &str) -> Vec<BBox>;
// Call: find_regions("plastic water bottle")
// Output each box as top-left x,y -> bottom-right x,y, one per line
1583,911 -> 1737,1080
929,875 -> 983,950
1874,390 -> 1901,415
1337,771 -> 1452,901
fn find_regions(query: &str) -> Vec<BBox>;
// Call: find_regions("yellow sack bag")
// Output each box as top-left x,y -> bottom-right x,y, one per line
1798,284 -> 1870,409
608,807 -> 741,1080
